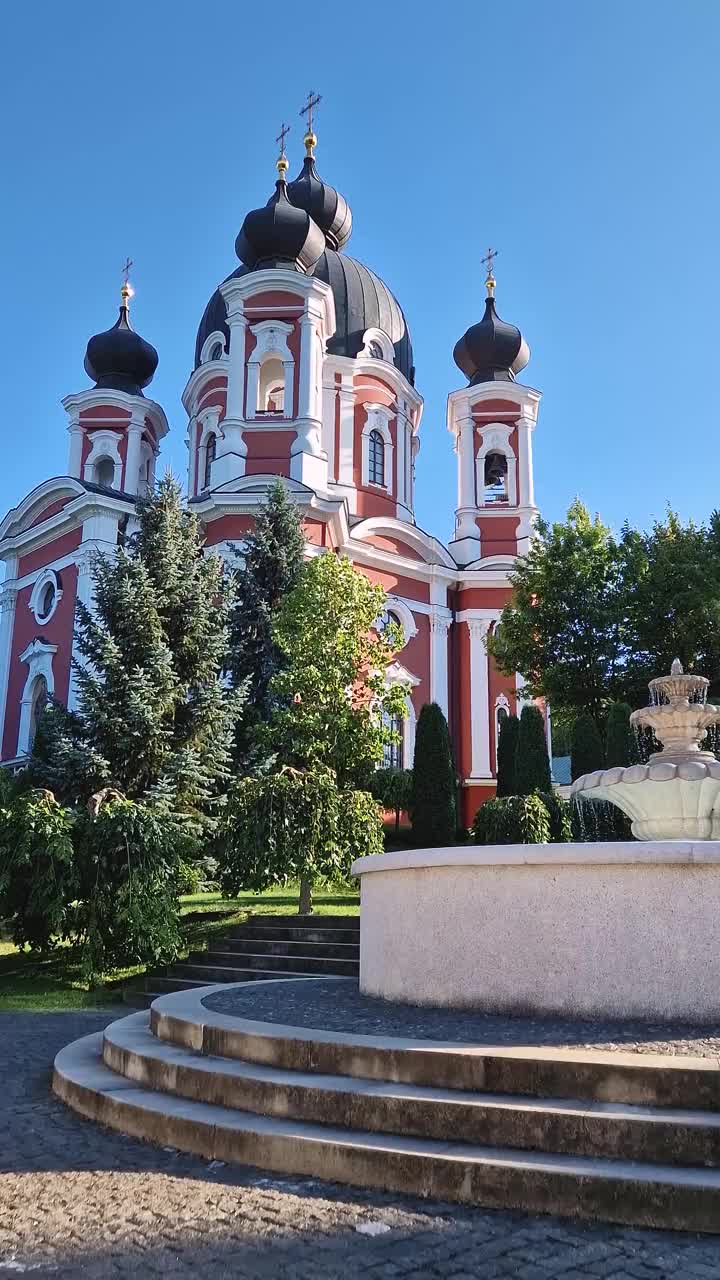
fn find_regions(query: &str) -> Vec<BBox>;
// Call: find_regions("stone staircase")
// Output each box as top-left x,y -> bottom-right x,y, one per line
134,915 -> 360,1000
55,981 -> 720,1231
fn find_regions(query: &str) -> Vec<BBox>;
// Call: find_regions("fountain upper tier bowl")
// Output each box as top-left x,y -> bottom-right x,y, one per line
571,660 -> 720,840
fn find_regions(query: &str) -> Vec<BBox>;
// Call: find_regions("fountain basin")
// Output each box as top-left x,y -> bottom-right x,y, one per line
571,759 -> 720,840
352,843 -> 720,1019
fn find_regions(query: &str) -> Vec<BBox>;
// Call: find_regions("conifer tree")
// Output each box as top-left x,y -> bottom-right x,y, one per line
496,712 -> 520,797
31,474 -> 242,832
514,704 -> 552,795
228,479 -> 306,762
571,713 -> 606,781
410,703 -> 456,847
605,702 -> 636,768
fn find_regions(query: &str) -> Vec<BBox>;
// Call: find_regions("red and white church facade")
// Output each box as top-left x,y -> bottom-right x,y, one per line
0,128 -> 543,826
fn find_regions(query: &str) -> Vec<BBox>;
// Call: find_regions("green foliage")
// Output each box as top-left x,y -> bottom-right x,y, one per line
496,713 -> 520,797
30,474 -> 243,836
538,790 -> 573,842
217,768 -> 382,898
228,480 -> 306,764
0,789 -> 185,982
369,767 -> 413,834
514,705 -> 552,795
472,793 -> 551,845
267,553 -> 407,789
0,788 -> 77,951
571,713 -> 605,781
489,501 -> 627,720
605,702 -> 637,768
410,703 -> 456,847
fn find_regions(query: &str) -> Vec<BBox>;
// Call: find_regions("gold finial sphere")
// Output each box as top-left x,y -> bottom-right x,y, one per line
485,273 -> 496,298
120,280 -> 133,306
304,129 -> 317,156
276,154 -> 289,176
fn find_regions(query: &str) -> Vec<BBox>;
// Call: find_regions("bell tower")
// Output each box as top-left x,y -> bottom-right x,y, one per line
448,257 -> 540,566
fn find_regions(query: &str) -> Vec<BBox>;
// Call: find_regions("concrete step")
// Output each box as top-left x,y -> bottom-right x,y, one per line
150,985 -> 720,1110
54,1028 -> 720,1232
213,938 -> 360,960
229,925 -> 359,945
145,977 -> 223,994
169,963 -> 322,985
195,951 -> 359,977
103,1013 -> 720,1168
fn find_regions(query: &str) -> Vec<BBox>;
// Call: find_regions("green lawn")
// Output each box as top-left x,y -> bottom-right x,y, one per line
0,887 -> 359,1013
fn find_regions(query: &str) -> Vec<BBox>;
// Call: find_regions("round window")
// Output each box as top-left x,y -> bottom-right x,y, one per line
39,581 -> 55,620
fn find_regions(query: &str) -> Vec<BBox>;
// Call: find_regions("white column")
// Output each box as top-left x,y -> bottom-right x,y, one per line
0,585 -> 18,753
396,399 -> 407,510
297,315 -> 315,422
67,413 -> 83,478
337,376 -> 355,486
223,311 -> 248,427
468,619 -> 492,778
124,417 -> 144,495
455,416 -> 478,537
430,613 -> 451,719
282,359 -> 294,416
245,361 -> 260,418
517,413 -> 535,507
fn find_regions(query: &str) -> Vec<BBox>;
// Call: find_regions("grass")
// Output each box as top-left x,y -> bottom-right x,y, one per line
0,886 -> 359,1013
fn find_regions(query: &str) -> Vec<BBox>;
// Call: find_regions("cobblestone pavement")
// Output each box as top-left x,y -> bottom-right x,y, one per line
203,979 -> 720,1058
3,1013 -> 720,1278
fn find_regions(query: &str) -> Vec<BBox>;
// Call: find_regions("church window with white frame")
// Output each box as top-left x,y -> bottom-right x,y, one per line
368,429 -> 385,486
203,433 -> 216,490
484,451 -> 509,503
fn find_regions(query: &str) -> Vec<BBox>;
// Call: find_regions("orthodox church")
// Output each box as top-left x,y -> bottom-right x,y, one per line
0,110 -> 543,825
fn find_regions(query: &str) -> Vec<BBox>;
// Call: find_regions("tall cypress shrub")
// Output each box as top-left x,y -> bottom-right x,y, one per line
605,702 -> 636,767
571,713 -> 606,781
514,705 -> 552,795
496,713 -> 520,797
410,703 -> 456,847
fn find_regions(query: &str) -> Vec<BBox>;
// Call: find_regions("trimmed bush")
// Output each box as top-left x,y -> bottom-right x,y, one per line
514,705 -> 552,795
496,713 -> 520,797
571,713 -> 605,781
410,703 -> 456,847
605,702 -> 636,768
472,793 -> 551,845
369,767 -> 413,835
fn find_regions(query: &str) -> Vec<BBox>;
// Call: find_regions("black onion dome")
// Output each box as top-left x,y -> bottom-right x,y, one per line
235,178 -> 325,273
286,156 -> 352,251
194,249 -> 414,383
84,297 -> 158,396
453,294 -> 530,385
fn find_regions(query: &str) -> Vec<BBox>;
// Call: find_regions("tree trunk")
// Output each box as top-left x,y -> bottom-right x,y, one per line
298,874 -> 313,915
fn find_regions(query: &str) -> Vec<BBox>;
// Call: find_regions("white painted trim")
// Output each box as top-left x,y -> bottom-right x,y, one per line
0,586 -> 18,746
494,691 -> 511,771
199,330 -> 228,365
361,404 -> 393,491
475,422 -> 518,507
467,618 -> 493,779
28,568 -> 63,624
382,596 -> 419,641
430,609 -> 451,718
82,430 -> 123,489
62,388 -> 169,441
359,327 -> 395,364
17,639 -> 57,756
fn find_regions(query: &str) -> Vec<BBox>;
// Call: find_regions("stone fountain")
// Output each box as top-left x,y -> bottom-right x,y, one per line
571,659 -> 720,840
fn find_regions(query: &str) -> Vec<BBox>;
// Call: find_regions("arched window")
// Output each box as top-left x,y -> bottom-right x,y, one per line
495,695 -> 511,769
383,712 -> 403,769
203,434 -> 217,490
368,429 -> 385,486
367,340 -> 384,359
258,356 -> 285,413
210,341 -> 224,361
484,451 -> 508,503
94,457 -> 115,489
29,675 -> 48,750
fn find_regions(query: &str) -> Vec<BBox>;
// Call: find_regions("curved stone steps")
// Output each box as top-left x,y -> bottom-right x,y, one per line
102,1012 -> 720,1166
53,1027 -> 720,1233
151,991 -> 720,1108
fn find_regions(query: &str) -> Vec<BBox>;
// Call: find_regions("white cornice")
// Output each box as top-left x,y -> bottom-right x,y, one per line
0,477 -> 134,558
350,515 -> 456,570
446,381 -> 541,437
62,388 -> 169,440
182,364 -> 229,414
324,354 -> 423,418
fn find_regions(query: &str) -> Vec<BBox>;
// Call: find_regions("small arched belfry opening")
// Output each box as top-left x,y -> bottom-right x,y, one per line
484,451 -> 508,504
258,357 -> 285,414
203,433 -> 217,490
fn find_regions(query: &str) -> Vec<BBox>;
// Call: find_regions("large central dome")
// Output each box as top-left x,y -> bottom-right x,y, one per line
194,248 -> 414,384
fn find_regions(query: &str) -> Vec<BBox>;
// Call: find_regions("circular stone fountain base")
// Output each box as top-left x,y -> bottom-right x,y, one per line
352,843 -> 720,1021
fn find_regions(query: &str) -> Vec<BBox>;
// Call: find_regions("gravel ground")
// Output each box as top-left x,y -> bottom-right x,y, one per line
3,1012 -> 720,1277
203,978 -> 720,1057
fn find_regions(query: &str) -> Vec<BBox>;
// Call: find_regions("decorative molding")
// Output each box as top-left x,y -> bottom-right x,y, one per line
359,327 -> 395,364
199,330 -> 228,365
383,596 -> 419,642
28,568 -> 63,625
361,404 -> 394,492
17,639 -> 57,756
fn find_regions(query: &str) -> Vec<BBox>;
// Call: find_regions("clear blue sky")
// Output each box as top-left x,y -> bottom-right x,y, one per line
2,0 -> 718,546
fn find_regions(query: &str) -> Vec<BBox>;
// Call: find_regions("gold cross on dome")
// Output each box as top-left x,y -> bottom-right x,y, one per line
300,90 -> 322,135
120,257 -> 134,303
121,257 -> 133,285
481,247 -> 498,296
